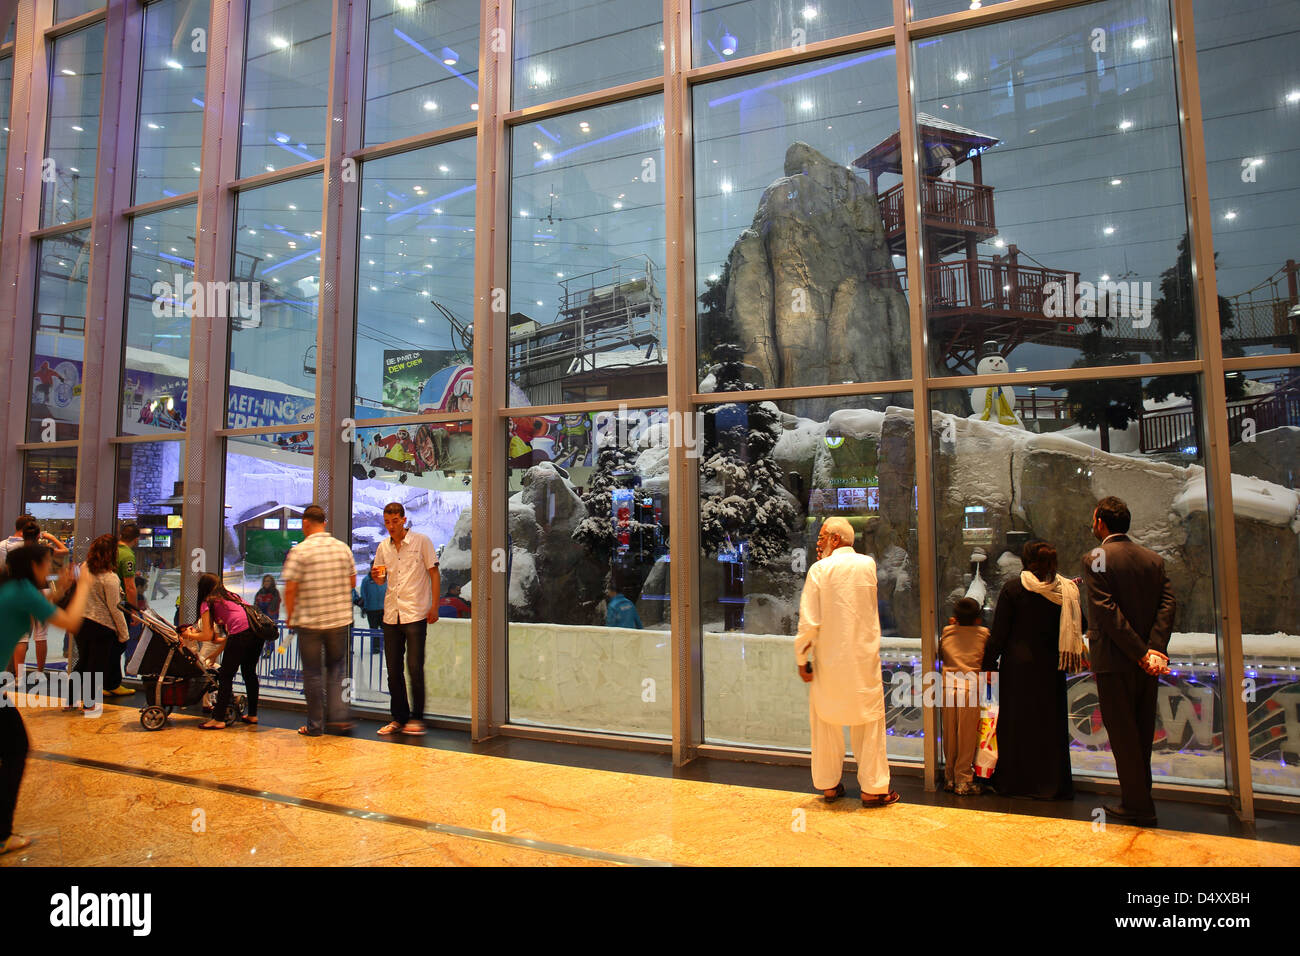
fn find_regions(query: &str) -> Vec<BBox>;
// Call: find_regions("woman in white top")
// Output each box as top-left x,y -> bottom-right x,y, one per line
66,534 -> 130,710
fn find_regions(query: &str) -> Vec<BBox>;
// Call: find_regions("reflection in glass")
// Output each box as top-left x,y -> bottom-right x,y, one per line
240,0 -> 331,177
929,376 -> 1224,787
0,56 -> 12,210
43,24 -> 104,225
122,205 -> 196,435
365,0 -> 479,145
29,230 -> 91,441
506,409 -> 671,736
55,0 -> 103,22
512,0 -> 662,109
355,140 -> 477,413
700,389 -> 921,760
115,441 -> 185,622
353,420 -> 474,718
228,176 -> 322,427
913,0 -> 1190,378
509,96 -> 667,404
692,1 -> 891,66
693,47 -> 909,393
23,451 -> 78,541
1194,0 -> 1300,359
1223,368 -> 1300,795
134,0 -> 208,203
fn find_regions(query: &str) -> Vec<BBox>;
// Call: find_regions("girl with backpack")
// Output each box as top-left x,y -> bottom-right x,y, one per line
184,573 -> 264,729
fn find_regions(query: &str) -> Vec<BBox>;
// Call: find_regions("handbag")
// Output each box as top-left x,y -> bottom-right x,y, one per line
973,677 -> 999,779
232,596 -> 278,643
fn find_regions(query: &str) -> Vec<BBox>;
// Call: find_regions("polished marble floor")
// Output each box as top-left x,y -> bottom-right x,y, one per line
4,696 -> 1298,867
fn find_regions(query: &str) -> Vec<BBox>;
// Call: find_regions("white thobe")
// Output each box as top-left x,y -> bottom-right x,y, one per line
795,546 -> 890,794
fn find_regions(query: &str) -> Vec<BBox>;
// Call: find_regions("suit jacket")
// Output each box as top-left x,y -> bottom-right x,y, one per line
1080,534 -> 1176,673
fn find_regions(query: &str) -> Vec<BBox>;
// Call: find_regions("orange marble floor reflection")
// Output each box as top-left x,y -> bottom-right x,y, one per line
5,698 -> 1297,867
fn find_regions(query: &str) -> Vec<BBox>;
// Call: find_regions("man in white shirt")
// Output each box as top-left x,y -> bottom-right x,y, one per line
795,517 -> 899,808
282,505 -> 357,737
373,501 -> 439,736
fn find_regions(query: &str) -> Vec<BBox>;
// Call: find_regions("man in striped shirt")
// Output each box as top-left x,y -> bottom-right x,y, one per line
282,504 -> 357,737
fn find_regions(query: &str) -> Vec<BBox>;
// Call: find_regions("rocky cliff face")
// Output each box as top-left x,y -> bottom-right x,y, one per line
721,143 -> 913,416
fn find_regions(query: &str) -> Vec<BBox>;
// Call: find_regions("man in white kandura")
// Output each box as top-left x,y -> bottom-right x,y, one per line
795,517 -> 900,808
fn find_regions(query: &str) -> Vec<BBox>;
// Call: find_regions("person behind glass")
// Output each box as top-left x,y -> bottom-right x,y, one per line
66,535 -> 132,711
604,579 -> 643,629
374,502 -> 438,736
794,517 -> 899,808
983,540 -> 1084,801
355,564 -> 387,630
186,573 -> 263,730
281,505 -> 357,737
1081,496 -> 1174,828
939,597 -> 990,795
0,544 -> 92,855
439,583 -> 470,619
8,520 -> 67,678
255,574 -> 281,659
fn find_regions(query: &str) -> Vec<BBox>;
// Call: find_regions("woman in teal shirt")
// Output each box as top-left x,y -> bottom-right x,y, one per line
0,544 -> 91,856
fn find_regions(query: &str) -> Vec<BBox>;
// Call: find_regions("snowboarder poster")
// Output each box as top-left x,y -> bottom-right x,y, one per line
382,349 -> 467,413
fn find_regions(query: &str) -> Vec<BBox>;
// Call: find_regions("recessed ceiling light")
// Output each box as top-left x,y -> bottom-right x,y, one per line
1224,210 -> 1237,220
271,36 -> 290,50
438,165 -> 449,172
1110,178 -> 1123,186
954,71 -> 969,82
1287,90 -> 1300,104
802,6 -> 818,20
423,100 -> 437,111
1131,36 -> 1149,50
1118,120 -> 1134,130
165,59 -> 183,70
1103,225 -> 1116,235
61,69 -> 76,76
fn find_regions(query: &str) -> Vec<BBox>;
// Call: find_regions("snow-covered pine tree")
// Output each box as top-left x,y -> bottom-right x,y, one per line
572,415 -> 659,598
699,343 -> 799,565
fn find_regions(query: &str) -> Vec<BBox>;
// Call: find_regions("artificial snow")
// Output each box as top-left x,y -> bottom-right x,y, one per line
1172,473 -> 1300,530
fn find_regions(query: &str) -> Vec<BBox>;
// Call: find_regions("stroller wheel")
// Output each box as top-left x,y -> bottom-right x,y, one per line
140,706 -> 167,731
225,695 -> 246,725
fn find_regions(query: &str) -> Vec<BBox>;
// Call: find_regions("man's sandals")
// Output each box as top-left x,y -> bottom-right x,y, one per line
861,790 -> 901,808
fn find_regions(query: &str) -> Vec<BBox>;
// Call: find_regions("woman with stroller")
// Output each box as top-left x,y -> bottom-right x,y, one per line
185,573 -> 263,729
1,543 -> 92,855
67,535 -> 132,709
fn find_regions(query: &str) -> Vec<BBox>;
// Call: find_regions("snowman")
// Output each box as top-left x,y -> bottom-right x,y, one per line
969,353 -> 1024,427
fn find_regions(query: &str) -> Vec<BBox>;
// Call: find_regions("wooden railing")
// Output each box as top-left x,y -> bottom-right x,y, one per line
872,258 -> 1076,316
877,177 -> 996,235
1139,387 -> 1300,452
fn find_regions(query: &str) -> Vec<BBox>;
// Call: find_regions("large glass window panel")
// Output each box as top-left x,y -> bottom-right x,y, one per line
355,140 -> 477,412
912,0 -> 1190,378
1222,367 -> 1300,795
506,408 -> 671,736
29,229 -> 91,442
1193,0 -> 1300,360
0,56 -> 12,212
911,0 -> 1017,20
353,418 -> 474,718
512,0 -> 663,109
55,1 -> 103,22
240,0 -> 331,177
929,375 -> 1224,789
134,0 -> 209,204
693,1 -> 891,66
43,24 -> 104,226
694,47 -> 908,393
123,204 -> 196,435
509,96 -> 666,404
700,391 -> 921,760
19,451 -> 77,671
115,440 -> 186,624
364,0 -> 479,146
228,175 -> 322,427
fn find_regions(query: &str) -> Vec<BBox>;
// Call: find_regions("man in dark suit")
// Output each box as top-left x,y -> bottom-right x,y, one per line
1080,496 -> 1175,828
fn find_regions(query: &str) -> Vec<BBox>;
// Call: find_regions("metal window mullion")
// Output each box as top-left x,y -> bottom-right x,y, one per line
664,0 -> 700,766
1171,0 -> 1253,823
894,0 -> 941,792
0,0 -> 53,524
74,0 -> 142,551
184,0 -> 247,619
313,0 -> 363,543
470,0 -> 511,741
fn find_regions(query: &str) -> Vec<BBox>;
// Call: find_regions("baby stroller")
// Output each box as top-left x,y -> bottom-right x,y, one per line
123,604 -> 246,731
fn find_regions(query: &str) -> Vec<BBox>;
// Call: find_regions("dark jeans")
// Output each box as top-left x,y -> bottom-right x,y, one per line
104,635 -> 126,691
365,609 -> 384,630
298,626 -> 350,733
382,620 -> 427,724
69,619 -> 117,706
0,704 -> 28,841
212,630 -> 262,723
1097,667 -> 1160,817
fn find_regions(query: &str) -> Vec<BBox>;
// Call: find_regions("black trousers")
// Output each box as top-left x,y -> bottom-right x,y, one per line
382,620 -> 427,724
366,610 -> 384,629
0,704 -> 29,841
1096,667 -> 1160,817
69,619 -> 118,705
212,631 -> 262,721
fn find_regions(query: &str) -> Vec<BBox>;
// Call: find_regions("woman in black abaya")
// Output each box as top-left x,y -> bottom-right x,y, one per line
982,540 -> 1085,800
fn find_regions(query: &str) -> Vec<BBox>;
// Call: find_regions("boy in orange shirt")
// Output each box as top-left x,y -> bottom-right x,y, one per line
940,597 -> 990,795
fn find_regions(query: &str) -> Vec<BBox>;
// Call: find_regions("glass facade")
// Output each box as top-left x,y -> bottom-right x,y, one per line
0,0 -> 1296,815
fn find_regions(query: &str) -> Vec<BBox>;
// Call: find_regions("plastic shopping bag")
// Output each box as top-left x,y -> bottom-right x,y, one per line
974,705 -> 998,779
